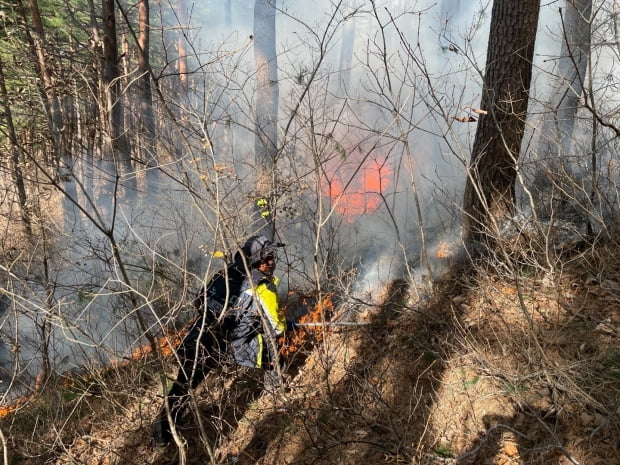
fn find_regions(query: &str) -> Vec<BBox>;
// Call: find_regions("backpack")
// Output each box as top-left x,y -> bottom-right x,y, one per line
193,263 -> 246,326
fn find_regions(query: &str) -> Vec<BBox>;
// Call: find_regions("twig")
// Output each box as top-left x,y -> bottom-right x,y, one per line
0,426 -> 8,465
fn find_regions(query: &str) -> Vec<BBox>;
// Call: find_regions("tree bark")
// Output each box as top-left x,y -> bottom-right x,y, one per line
462,0 -> 540,245
19,0 -> 80,230
102,0 -> 135,195
137,0 -> 159,192
0,58 -> 32,237
86,0 -> 103,203
177,0 -> 188,87
540,0 -> 592,159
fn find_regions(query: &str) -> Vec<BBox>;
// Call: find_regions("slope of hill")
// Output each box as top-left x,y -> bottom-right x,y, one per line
2,240 -> 619,465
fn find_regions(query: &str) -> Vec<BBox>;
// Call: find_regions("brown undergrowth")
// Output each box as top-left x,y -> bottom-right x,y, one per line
1,240 -> 619,465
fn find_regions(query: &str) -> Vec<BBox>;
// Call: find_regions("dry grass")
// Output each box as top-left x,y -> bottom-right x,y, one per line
1,240 -> 619,465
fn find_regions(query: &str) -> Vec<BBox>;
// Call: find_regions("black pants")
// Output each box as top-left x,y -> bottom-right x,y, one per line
154,318 -> 230,442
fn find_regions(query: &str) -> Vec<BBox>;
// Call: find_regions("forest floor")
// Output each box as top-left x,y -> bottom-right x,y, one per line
2,239 -> 619,465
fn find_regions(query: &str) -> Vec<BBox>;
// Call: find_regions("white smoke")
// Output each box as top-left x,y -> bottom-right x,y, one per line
4,0 -> 618,402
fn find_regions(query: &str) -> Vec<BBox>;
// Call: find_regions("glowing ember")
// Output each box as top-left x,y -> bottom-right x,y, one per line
324,156 -> 391,221
436,240 -> 454,258
0,396 -> 26,419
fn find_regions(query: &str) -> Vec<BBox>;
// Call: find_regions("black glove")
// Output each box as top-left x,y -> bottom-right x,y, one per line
286,319 -> 298,332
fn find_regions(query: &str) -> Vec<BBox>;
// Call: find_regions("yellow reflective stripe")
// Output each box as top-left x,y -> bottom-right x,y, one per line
256,333 -> 263,368
256,282 -> 286,334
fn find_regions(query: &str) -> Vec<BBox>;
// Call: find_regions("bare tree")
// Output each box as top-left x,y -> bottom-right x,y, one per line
539,0 -> 592,160
137,0 -> 159,193
101,0 -> 135,195
0,58 -> 31,237
253,0 -> 279,238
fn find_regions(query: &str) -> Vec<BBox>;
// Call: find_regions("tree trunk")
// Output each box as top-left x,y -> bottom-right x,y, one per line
253,0 -> 279,238
338,1 -> 356,93
0,58 -> 32,237
177,0 -> 188,87
102,0 -> 136,196
20,0 -> 80,230
137,0 -> 159,193
86,0 -> 103,204
24,0 -> 62,144
462,0 -> 540,245
539,0 -> 592,159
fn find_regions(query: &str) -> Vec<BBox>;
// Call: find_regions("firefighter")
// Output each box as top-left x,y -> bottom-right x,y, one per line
153,235 -> 288,446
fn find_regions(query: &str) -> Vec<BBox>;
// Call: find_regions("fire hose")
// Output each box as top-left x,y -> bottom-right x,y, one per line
294,321 -> 371,327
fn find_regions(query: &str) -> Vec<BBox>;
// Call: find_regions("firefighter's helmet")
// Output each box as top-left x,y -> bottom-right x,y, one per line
242,235 -> 285,267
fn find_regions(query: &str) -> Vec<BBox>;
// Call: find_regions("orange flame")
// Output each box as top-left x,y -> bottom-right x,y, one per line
130,331 -> 185,360
436,240 -> 453,259
324,157 -> 391,221
279,294 -> 335,356
0,330 -> 186,419
0,396 -> 27,419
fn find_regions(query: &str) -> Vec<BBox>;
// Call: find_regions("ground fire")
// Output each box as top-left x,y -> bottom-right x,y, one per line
279,293 -> 335,356
0,330 -> 185,420
0,294 -> 334,419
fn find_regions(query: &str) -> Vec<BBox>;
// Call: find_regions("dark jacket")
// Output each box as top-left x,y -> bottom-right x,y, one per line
230,269 -> 285,369
193,259 -> 246,330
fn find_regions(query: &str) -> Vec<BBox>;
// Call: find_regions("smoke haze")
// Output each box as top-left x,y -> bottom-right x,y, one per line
2,0 -> 618,399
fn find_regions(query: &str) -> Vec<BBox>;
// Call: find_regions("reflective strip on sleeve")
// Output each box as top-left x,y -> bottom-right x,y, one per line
256,333 -> 263,368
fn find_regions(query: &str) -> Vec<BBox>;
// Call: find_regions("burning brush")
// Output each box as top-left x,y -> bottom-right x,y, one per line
279,293 -> 335,356
129,330 -> 185,360
0,330 -> 186,420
